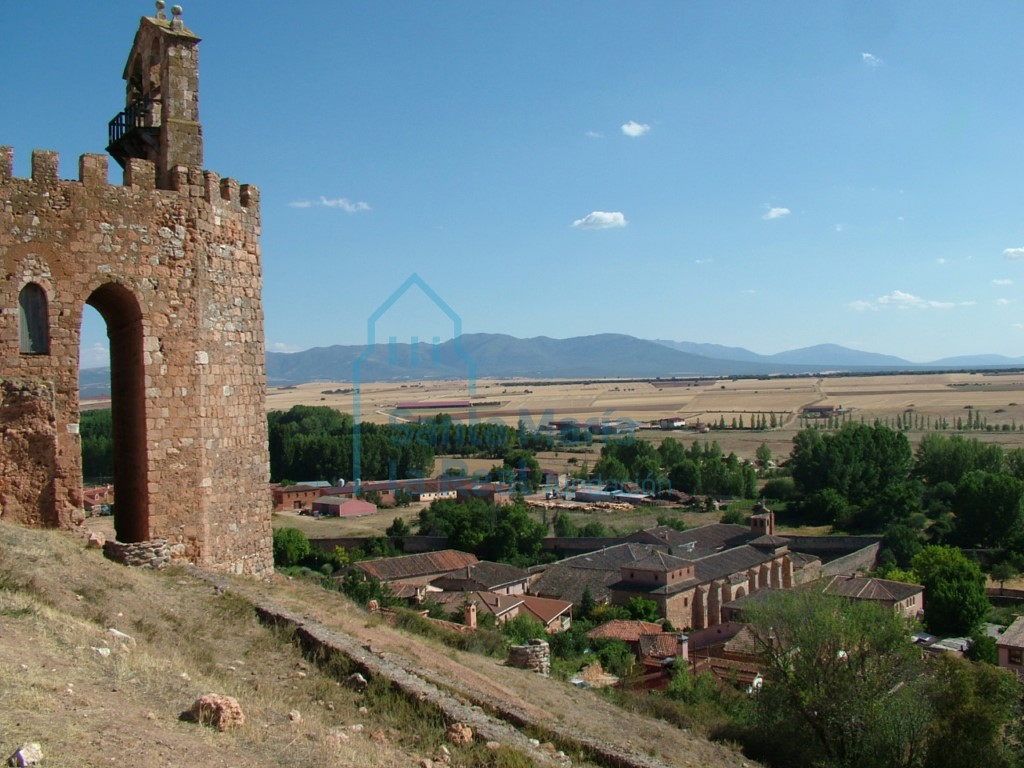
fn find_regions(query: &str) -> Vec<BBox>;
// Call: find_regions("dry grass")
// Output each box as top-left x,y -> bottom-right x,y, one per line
0,523 -> 533,768
0,521 -> 757,768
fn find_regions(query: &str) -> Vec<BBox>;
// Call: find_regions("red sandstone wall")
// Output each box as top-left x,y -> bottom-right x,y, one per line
0,148 -> 272,576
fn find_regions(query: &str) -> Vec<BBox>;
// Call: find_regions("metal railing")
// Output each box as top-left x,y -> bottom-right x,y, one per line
108,99 -> 155,145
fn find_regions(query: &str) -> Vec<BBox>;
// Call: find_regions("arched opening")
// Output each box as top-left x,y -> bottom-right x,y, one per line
19,282 -> 50,354
84,284 -> 149,543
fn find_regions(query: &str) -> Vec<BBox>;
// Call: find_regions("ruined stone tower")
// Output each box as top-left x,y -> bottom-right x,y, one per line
0,4 -> 273,576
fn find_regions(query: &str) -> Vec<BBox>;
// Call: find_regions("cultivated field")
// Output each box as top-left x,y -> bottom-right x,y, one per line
267,371 -> 1024,466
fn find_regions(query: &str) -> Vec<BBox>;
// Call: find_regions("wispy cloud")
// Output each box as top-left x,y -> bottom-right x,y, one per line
1004,247 -> 1024,261
269,342 -> 303,353
936,258 -> 947,265
572,211 -> 628,229
762,206 -> 791,221
850,290 -> 965,311
695,258 -> 714,265
621,121 -> 651,138
585,130 -> 603,139
862,52 -> 883,67
80,342 -> 109,368
993,278 -> 1014,286
835,223 -> 845,233
997,298 -> 1013,306
289,196 -> 371,213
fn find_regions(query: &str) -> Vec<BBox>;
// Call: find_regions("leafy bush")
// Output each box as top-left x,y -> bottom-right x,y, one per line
272,527 -> 311,567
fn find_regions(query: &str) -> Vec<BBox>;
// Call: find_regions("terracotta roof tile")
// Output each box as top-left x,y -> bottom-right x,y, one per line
356,550 -> 478,582
587,620 -> 663,643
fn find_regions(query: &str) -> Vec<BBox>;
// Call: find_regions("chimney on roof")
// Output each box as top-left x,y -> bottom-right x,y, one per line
465,599 -> 478,630
677,633 -> 689,662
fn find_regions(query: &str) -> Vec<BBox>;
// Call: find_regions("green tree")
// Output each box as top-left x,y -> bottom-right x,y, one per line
744,589 -> 930,768
924,654 -> 1022,768
625,596 -> 660,623
880,524 -> 923,569
952,470 -> 1024,548
790,422 -> 913,507
911,546 -> 989,636
593,638 -> 635,678
755,442 -> 772,467
272,527 -> 311,567
501,614 -> 546,645
552,512 -> 578,537
991,560 -> 1017,591
578,586 -> 597,622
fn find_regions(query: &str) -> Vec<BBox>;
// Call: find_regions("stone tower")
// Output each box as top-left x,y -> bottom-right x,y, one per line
0,4 -> 273,576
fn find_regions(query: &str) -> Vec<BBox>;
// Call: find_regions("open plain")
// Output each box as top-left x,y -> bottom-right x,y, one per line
268,371 -> 1024,467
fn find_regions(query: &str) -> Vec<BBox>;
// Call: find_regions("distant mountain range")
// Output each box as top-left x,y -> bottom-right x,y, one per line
77,333 -> 1024,394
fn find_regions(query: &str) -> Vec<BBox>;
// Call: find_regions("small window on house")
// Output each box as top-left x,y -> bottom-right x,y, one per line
19,282 -> 50,354
1010,649 -> 1023,666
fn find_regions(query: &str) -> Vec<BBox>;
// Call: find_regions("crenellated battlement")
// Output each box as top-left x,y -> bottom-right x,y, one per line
0,146 -> 259,213
0,8 -> 273,577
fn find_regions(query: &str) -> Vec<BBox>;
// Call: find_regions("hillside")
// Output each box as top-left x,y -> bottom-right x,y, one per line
0,522 -> 754,768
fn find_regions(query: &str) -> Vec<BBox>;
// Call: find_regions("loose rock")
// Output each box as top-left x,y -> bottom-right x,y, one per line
7,743 -> 43,767
446,723 -> 473,747
187,694 -> 245,731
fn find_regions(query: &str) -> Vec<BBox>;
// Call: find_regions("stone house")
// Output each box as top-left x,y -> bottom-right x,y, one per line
608,536 -> 795,631
997,616 -> 1024,678
818,574 -> 924,619
430,561 -> 531,595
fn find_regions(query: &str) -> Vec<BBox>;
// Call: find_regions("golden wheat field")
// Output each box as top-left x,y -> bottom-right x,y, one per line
267,371 -> 1024,464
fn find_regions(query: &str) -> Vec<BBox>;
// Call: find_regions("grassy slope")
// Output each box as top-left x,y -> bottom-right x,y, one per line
0,521 -> 755,768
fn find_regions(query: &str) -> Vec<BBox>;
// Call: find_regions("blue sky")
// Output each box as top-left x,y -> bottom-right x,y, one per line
3,2 -> 1022,365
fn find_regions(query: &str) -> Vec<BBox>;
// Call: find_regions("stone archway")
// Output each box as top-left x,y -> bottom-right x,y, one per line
86,283 -> 149,543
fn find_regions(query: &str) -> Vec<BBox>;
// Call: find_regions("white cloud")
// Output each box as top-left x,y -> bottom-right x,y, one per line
852,290 -> 959,311
762,206 -> 791,220
289,197 -> 371,213
621,121 -> 651,138
1004,247 -> 1024,261
319,197 -> 371,212
695,258 -> 714,264
849,300 -> 876,312
862,52 -> 883,67
997,298 -> 1013,306
936,258 -> 947,265
269,342 -> 302,353
993,278 -> 1014,286
585,130 -> 603,139
80,342 -> 109,368
572,211 -> 628,229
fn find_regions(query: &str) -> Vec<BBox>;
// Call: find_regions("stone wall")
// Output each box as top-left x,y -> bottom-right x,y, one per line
507,639 -> 551,676
0,379 -> 57,526
0,148 -> 272,576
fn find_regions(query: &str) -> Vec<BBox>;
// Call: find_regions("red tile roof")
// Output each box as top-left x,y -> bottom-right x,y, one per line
587,620 -> 663,643
519,595 -> 572,626
356,550 -> 478,582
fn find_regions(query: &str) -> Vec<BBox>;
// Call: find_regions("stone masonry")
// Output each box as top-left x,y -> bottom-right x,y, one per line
0,5 -> 272,576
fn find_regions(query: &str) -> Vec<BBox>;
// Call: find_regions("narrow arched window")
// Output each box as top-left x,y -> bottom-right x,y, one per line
19,283 -> 50,354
